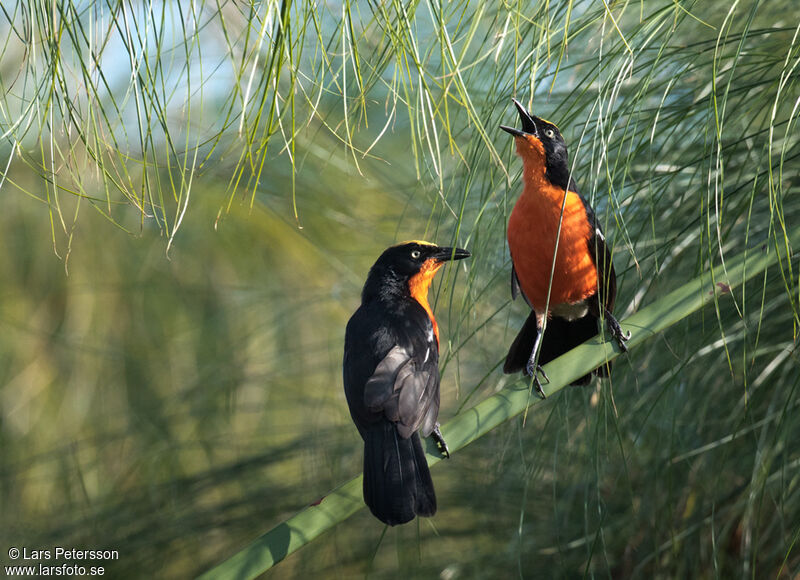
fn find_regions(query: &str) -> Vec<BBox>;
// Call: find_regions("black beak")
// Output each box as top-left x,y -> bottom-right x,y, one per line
500,98 -> 539,137
433,246 -> 471,262
499,124 -> 525,137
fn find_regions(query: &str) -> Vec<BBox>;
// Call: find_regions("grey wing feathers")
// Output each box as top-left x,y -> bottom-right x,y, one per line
363,345 -> 439,440
364,345 -> 409,412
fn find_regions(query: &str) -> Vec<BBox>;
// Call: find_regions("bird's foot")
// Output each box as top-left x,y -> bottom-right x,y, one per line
431,423 -> 450,458
604,312 -> 631,353
524,361 -> 549,399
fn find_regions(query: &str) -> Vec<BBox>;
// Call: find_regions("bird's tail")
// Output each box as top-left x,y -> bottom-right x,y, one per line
363,422 -> 436,526
504,311 -> 606,385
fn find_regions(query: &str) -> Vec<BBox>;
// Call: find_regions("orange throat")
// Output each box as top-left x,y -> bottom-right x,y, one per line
408,259 -> 443,345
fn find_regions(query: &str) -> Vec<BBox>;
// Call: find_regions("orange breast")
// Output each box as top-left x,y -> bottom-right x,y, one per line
408,259 -> 443,345
508,182 -> 598,313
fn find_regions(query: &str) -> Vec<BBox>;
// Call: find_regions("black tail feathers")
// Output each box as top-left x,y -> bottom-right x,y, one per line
504,311 -> 608,385
362,422 -> 436,526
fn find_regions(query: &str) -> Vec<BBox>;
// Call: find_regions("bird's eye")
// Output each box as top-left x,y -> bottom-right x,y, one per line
544,129 -> 555,139
411,250 -> 421,259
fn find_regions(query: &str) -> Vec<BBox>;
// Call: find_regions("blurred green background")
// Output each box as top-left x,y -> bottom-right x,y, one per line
1,0 -> 798,578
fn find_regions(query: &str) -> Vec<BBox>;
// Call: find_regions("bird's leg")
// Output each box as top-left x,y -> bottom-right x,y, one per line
525,329 -> 549,399
604,309 -> 631,352
431,423 -> 450,458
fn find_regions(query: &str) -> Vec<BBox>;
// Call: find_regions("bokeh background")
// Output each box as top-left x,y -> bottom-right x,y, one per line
1,1 -> 798,578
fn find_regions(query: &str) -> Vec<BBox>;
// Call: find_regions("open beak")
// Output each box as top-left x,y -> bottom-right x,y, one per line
432,246 -> 471,262
500,98 -> 539,137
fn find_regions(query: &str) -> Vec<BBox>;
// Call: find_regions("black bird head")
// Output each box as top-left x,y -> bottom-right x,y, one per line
500,98 -> 571,190
362,241 -> 470,303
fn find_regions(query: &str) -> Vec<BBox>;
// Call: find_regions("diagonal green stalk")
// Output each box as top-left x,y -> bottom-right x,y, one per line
200,227 -> 799,580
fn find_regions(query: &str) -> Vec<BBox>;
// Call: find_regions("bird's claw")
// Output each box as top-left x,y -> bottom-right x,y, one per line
614,328 -> 632,352
524,362 -> 549,399
611,327 -> 631,353
432,423 -> 450,458
604,311 -> 631,353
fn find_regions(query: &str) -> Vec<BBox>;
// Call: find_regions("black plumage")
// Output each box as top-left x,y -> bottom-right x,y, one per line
343,241 -> 469,525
